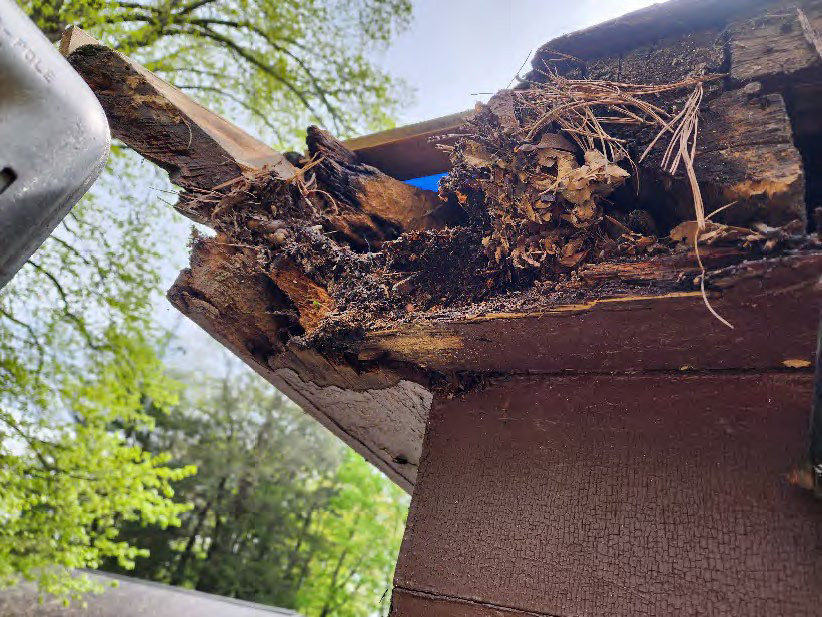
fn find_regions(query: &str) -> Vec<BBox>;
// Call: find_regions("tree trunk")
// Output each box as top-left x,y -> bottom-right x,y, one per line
194,477 -> 228,592
170,499 -> 212,586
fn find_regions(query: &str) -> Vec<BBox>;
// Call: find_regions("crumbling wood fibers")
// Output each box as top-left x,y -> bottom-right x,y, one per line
180,78 -> 816,360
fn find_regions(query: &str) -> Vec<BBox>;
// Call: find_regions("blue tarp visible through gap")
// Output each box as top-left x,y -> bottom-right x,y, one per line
404,173 -> 447,192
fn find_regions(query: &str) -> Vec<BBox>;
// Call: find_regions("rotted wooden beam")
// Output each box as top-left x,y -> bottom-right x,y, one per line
61,26 -> 294,193
59,28 -> 438,490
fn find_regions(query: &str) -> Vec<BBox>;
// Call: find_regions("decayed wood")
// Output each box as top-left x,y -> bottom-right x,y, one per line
581,27 -> 725,86
729,5 -> 822,86
523,1 -> 815,227
268,258 -> 335,334
168,239 -> 428,491
305,127 -> 452,247
686,89 -> 805,225
728,1 -> 822,139
360,252 -> 822,375
62,5 -> 822,615
393,373 -> 821,617
62,33 -> 445,488
525,0 -> 818,82
339,0 -> 822,207
61,29 -> 294,193
602,86 -> 804,226
526,0 -> 772,69
64,0 -> 822,501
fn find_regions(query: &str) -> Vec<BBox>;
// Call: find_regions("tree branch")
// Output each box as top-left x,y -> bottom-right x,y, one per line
184,18 -> 347,132
177,0 -> 218,16
47,235 -> 108,282
26,261 -> 102,351
176,24 -> 323,123
0,308 -> 45,373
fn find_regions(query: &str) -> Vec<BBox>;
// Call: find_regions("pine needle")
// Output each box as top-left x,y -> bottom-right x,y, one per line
694,230 -> 734,330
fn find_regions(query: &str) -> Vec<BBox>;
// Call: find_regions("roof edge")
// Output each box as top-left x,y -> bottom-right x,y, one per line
528,0 -> 773,74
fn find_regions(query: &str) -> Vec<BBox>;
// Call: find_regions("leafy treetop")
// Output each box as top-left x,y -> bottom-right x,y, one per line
26,0 -> 413,147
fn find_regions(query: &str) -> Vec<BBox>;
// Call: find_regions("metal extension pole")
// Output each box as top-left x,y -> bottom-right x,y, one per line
0,0 -> 109,289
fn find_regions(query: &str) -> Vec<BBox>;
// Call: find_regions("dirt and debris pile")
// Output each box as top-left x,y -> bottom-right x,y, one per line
184,71 -> 817,350
442,108 -> 633,274
437,75 -> 730,279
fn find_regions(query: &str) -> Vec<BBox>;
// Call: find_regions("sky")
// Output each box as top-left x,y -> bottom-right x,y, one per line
380,0 -> 662,125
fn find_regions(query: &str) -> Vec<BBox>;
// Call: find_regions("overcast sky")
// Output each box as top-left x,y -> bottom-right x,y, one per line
380,0 -> 662,124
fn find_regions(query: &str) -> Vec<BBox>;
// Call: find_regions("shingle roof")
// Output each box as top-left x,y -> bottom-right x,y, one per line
0,571 -> 302,617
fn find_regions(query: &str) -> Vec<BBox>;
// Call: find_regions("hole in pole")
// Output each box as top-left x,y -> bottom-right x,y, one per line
0,168 -> 16,194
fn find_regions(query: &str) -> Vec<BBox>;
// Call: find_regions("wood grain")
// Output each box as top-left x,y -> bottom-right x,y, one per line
62,33 -> 294,190
394,373 -> 822,616
361,252 -> 822,375
343,111 -> 472,181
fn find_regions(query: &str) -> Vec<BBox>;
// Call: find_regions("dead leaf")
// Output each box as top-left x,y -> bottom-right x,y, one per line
669,220 -> 704,245
573,200 -> 597,221
520,250 -> 542,268
583,149 -> 609,169
562,236 -> 585,256
536,151 -> 558,168
783,359 -> 812,368
521,198 -> 539,222
536,132 -> 579,153
462,141 -> 493,168
670,220 -> 752,246
634,235 -> 657,250
556,153 -> 576,180
487,90 -> 519,133
558,249 -> 588,267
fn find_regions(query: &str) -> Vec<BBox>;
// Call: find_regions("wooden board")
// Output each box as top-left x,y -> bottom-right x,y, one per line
361,252 -> 822,375
168,239 -> 427,492
729,4 -> 822,86
393,373 -> 822,616
526,0 -> 772,75
61,27 -> 294,190
343,111 -> 472,181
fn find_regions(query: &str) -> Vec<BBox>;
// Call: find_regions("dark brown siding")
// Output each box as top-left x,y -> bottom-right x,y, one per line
393,374 -> 822,617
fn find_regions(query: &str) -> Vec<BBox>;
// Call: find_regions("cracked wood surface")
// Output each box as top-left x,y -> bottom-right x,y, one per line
62,30 -> 294,194
529,4 -> 814,227
394,373 -> 822,617
304,127 -> 450,249
391,588 -> 551,617
61,35 -> 442,488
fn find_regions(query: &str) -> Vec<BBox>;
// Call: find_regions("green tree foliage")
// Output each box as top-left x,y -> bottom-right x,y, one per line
0,149 -> 195,598
25,0 -> 413,143
295,452 -> 408,617
3,0 -> 413,603
106,365 -> 408,616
